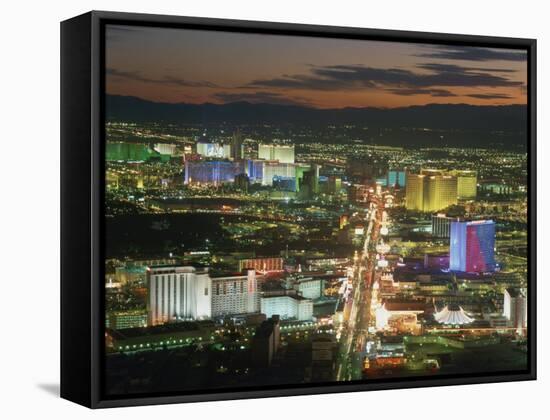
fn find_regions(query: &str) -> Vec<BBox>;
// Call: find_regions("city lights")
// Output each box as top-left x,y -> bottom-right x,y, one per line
102,25 -> 529,396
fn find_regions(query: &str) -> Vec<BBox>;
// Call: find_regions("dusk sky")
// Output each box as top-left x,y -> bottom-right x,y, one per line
106,25 -> 527,109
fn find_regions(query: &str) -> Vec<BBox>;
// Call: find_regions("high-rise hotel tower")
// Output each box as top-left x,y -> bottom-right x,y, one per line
450,220 -> 496,273
405,170 -> 458,212
147,266 -> 212,326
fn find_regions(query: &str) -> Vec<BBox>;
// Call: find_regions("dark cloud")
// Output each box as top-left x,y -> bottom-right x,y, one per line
415,63 -> 523,88
161,75 -> 218,88
465,93 -> 514,100
107,68 -> 153,84
106,68 -> 218,88
213,91 -> 313,106
245,71 -> 371,91
417,46 -> 527,62
386,88 -> 457,97
247,62 -> 522,95
417,63 -> 516,73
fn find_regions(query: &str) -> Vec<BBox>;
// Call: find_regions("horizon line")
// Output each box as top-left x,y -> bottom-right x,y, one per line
106,93 -> 527,111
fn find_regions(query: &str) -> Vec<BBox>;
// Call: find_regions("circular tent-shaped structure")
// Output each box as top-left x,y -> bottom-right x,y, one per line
434,304 -> 474,325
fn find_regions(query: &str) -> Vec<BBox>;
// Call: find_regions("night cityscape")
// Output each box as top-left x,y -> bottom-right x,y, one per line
103,25 -> 529,396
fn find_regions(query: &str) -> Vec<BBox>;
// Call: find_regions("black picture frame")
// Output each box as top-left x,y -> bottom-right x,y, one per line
61,10 -> 537,408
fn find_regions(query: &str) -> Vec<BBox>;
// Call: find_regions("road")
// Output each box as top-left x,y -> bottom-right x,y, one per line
336,197 -> 384,381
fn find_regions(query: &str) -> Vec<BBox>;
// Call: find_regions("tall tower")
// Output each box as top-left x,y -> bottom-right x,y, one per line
452,170 -> 477,200
423,173 -> 457,212
450,220 -> 496,273
503,288 -> 527,333
405,173 -> 425,211
246,269 -> 259,313
405,170 -> 458,212
299,165 -> 319,199
231,129 -> 243,160
147,266 -> 212,326
258,144 -> 295,163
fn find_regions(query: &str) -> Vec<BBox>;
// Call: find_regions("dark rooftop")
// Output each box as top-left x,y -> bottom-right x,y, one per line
108,320 -> 215,339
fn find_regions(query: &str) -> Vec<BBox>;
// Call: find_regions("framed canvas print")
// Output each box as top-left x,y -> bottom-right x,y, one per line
60,11 -> 536,408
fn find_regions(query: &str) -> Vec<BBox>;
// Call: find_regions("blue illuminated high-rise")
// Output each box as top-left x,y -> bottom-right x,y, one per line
387,169 -> 406,188
184,160 -> 245,185
450,220 -> 496,273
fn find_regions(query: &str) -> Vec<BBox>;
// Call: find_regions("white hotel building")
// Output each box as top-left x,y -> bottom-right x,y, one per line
261,293 -> 313,321
147,266 -> 263,326
503,288 -> 528,333
147,266 -> 212,326
258,144 -> 295,164
211,270 -> 261,317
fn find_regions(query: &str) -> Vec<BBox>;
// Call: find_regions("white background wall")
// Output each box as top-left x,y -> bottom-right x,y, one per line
1,0 -> 546,418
